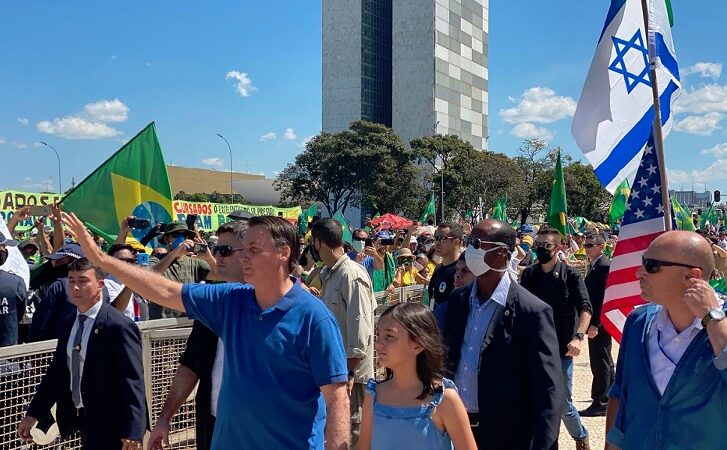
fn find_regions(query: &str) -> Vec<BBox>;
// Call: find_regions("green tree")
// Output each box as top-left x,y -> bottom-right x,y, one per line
562,162 -> 611,221
274,121 -> 422,217
512,139 -> 568,224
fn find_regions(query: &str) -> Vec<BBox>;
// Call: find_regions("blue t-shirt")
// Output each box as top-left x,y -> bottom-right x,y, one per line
0,271 -> 26,347
181,281 -> 348,450
347,251 -> 375,280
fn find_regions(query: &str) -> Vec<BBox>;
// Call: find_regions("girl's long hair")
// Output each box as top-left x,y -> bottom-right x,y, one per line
380,302 -> 447,400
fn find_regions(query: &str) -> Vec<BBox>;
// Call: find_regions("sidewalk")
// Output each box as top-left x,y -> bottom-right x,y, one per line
557,339 -> 619,450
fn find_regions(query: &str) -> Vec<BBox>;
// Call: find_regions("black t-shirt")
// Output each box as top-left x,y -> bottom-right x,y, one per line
428,261 -> 458,308
520,262 -> 592,357
0,270 -> 27,347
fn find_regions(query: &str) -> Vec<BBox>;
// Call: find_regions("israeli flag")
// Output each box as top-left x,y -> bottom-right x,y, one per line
572,0 -> 680,194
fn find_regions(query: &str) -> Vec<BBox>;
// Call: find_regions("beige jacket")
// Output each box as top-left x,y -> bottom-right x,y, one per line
320,254 -> 377,383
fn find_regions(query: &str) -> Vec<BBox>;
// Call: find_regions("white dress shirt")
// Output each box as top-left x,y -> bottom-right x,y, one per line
66,300 -> 103,408
210,338 -> 224,416
648,295 -> 725,395
103,275 -> 135,321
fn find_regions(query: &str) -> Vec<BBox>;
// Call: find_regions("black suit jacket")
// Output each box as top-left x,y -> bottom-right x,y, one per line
440,281 -> 564,450
27,302 -> 148,448
585,256 -> 611,327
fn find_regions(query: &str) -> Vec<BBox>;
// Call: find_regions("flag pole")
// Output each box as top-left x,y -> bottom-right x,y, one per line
640,0 -> 672,231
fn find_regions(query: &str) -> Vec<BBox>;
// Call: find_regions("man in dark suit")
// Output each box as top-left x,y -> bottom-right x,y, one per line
579,232 -> 615,417
17,258 -> 147,450
438,220 -> 563,450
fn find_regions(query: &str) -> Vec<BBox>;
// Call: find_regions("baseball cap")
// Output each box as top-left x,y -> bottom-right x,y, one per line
409,236 -> 418,244
0,231 -> 18,247
227,210 -> 253,221
46,243 -> 84,260
18,239 -> 38,249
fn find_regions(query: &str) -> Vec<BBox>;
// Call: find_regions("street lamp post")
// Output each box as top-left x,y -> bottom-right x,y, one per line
39,141 -> 61,194
432,121 -> 444,224
216,134 -> 234,204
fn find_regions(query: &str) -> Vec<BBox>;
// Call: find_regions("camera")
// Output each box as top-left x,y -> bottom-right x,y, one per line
127,218 -> 150,229
192,243 -> 208,253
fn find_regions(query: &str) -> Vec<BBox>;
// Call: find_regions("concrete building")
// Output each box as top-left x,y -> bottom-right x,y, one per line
166,165 -> 264,196
322,0 -> 489,150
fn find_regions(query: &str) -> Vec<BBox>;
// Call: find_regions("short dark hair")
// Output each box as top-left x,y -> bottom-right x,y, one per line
217,220 -> 249,241
437,221 -> 464,240
310,218 -> 343,248
107,244 -> 134,257
585,233 -> 605,245
68,258 -> 106,281
248,216 -> 299,273
537,227 -> 564,243
352,228 -> 368,238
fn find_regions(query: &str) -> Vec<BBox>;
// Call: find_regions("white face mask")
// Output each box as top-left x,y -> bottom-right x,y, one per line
464,243 -> 513,277
424,242 -> 434,252
351,240 -> 365,253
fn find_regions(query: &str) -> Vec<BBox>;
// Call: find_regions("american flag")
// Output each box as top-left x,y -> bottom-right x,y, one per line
602,135 -> 666,342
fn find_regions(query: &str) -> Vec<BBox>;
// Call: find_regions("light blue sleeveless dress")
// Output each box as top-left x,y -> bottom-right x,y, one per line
366,378 -> 455,450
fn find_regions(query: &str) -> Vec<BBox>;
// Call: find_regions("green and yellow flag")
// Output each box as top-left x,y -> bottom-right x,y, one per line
608,179 -> 630,228
671,197 -> 696,231
61,123 -> 173,243
547,150 -> 568,235
419,193 -> 436,223
332,210 -> 353,244
491,194 -> 508,221
298,203 -> 318,235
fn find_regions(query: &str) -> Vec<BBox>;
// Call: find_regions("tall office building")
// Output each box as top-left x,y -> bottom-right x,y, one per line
322,0 -> 489,150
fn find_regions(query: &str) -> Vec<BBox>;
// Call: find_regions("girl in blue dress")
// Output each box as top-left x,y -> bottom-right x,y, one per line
359,303 -> 476,450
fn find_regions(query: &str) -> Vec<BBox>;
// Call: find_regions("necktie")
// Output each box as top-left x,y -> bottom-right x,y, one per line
71,315 -> 88,408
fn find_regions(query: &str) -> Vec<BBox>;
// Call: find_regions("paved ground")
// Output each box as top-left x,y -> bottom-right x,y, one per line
557,339 -> 619,450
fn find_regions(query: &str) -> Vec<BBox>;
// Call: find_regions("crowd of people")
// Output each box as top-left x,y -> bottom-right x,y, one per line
1,204 -> 727,450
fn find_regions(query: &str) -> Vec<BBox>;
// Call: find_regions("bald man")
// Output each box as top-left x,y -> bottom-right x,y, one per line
605,231 -> 727,450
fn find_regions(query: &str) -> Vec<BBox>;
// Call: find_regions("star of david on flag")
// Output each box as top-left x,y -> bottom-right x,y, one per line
572,0 -> 681,194
602,133 -> 665,342
609,30 -> 651,93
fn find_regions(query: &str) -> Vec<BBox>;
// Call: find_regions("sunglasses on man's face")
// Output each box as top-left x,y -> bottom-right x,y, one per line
212,245 -> 244,258
584,243 -> 598,248
534,242 -> 556,250
641,256 -> 700,274
434,235 -> 454,242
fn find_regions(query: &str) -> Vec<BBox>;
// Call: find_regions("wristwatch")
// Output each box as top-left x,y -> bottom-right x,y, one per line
701,308 -> 726,328
574,332 -> 585,340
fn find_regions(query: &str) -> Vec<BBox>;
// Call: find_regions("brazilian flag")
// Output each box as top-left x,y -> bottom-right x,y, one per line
547,150 -> 568,236
61,122 -> 174,243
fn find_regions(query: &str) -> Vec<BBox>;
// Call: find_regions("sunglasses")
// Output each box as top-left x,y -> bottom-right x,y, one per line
212,245 -> 244,258
434,235 -> 455,242
584,243 -> 598,248
463,236 -> 503,250
534,242 -> 556,250
641,256 -> 700,274
167,232 -> 187,239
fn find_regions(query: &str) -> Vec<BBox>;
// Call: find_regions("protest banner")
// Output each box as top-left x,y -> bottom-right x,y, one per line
0,190 -> 63,231
172,200 -> 301,231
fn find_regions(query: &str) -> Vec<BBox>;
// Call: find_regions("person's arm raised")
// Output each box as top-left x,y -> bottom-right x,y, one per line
62,212 -> 184,312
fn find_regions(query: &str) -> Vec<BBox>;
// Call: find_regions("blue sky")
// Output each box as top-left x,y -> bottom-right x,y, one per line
1,1 -> 726,197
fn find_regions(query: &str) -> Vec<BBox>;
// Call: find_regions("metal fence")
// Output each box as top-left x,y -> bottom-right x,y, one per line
0,286 -> 429,449
0,318 -> 193,449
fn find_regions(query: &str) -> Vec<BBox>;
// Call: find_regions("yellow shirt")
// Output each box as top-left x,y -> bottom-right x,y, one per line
400,266 -> 419,287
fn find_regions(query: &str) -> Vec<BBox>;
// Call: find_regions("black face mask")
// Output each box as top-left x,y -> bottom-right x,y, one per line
309,244 -> 321,263
0,249 -> 7,267
535,246 -> 553,265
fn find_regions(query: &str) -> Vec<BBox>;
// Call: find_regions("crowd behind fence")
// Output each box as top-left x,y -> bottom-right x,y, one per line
0,285 -> 427,449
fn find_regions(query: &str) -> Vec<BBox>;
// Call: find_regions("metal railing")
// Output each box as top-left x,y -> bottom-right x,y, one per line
0,318 -> 193,449
0,286 -> 430,449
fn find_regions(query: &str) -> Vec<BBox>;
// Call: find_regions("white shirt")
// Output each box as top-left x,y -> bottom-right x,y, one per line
104,276 -> 135,321
648,296 -> 724,395
210,339 -> 224,416
66,300 -> 103,408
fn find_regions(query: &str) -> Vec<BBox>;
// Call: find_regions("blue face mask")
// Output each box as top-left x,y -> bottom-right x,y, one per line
170,235 -> 186,250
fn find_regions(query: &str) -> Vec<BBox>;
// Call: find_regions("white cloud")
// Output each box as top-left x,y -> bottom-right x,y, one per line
669,159 -> 727,183
225,71 -> 257,97
0,137 -> 5,145
283,128 -> 297,140
11,142 -> 28,149
674,84 -> 727,114
111,55 -> 117,60
21,177 -> 54,191
701,143 -> 727,158
298,135 -> 315,148
682,62 -> 723,80
84,98 -> 129,123
37,116 -> 121,140
145,62 -> 152,67
260,132 -> 277,141
509,122 -> 554,141
17,117 -> 29,126
499,87 -> 577,124
202,157 -> 224,168
674,112 -> 723,136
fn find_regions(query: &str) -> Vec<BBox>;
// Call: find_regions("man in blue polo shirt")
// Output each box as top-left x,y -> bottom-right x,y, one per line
62,212 -> 351,450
